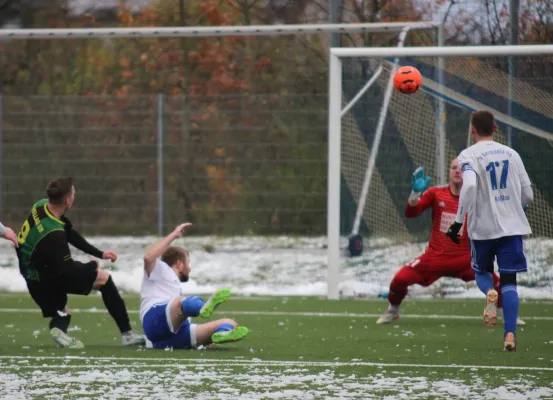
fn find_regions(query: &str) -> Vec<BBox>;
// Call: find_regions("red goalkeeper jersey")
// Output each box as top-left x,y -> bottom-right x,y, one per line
405,185 -> 469,255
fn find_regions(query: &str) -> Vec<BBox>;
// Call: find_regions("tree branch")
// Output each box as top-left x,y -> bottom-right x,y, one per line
491,0 -> 506,43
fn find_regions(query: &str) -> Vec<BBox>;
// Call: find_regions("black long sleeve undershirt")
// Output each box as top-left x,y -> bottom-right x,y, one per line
61,216 -> 103,258
37,230 -> 97,277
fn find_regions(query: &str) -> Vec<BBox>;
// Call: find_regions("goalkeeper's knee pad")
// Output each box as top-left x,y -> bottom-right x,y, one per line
180,296 -> 204,317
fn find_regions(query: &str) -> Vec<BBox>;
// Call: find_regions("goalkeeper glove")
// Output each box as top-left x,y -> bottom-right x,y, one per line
412,167 -> 431,194
446,222 -> 463,245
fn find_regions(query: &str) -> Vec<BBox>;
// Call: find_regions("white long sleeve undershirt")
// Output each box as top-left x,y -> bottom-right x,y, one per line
455,169 -> 477,224
521,185 -> 534,207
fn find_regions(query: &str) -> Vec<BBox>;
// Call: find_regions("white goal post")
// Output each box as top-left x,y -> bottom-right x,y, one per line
327,44 -> 553,300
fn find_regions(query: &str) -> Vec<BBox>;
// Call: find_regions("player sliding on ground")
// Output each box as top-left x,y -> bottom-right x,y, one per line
377,159 -> 524,326
140,222 -> 248,349
446,111 -> 533,352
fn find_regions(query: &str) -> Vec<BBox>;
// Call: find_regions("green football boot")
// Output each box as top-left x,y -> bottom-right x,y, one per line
212,326 -> 249,344
200,288 -> 231,318
50,328 -> 85,349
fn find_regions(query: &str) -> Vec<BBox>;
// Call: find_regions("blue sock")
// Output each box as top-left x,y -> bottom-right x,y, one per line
475,271 -> 494,295
181,296 -> 204,317
501,284 -> 519,337
215,322 -> 235,334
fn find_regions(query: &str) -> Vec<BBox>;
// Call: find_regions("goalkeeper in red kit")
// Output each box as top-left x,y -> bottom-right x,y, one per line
377,159 -> 525,325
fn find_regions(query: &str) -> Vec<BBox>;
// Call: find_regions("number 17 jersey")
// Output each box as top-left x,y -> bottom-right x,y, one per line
457,140 -> 532,240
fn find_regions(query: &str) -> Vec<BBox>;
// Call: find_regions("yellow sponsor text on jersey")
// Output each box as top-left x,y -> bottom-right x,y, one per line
31,207 -> 44,233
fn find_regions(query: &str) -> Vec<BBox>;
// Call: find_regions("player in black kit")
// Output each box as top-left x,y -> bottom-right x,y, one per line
16,177 -> 145,348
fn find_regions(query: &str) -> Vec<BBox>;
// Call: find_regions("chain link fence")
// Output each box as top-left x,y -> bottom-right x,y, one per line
0,93 -> 328,236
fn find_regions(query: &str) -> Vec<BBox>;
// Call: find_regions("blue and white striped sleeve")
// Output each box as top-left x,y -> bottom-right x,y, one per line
457,150 -> 475,175
461,163 -> 474,173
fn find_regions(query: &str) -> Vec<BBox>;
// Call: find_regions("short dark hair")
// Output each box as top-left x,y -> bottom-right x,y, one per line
161,246 -> 189,267
46,177 -> 73,205
471,111 -> 495,136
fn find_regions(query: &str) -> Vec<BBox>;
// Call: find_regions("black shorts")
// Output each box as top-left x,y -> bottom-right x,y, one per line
27,263 -> 99,318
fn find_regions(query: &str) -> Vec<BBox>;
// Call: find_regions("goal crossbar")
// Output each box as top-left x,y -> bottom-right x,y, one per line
332,44 -> 553,58
0,22 -> 440,40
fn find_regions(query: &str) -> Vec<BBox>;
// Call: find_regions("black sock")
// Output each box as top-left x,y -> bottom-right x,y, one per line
100,276 -> 131,334
49,314 -> 71,333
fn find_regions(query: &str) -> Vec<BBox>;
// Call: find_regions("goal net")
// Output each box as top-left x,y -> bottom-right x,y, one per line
330,46 -> 553,300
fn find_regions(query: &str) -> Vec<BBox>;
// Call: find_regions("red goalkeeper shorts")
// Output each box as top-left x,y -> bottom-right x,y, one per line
400,250 -> 473,287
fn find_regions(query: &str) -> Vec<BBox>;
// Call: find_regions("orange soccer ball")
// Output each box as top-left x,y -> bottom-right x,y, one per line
393,66 -> 422,94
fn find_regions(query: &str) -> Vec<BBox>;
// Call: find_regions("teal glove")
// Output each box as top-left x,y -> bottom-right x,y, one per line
412,167 -> 431,193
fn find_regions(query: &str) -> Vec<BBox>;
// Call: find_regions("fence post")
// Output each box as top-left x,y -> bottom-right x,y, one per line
507,0 -> 520,148
157,93 -> 165,237
436,22 -> 447,186
329,0 -> 340,47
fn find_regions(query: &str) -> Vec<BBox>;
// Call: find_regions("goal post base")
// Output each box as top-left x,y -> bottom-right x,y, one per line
348,234 -> 363,257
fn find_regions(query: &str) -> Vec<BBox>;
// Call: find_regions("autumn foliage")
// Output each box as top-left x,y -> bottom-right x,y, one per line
0,0 -> 551,235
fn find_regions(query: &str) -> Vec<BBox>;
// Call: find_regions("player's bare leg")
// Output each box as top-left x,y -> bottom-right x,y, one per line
504,332 -> 516,352
484,289 -> 498,328
168,295 -> 204,328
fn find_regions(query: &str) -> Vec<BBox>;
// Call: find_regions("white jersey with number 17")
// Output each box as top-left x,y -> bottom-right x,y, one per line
457,140 -> 532,240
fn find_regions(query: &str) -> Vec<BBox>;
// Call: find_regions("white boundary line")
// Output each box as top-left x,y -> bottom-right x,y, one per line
0,308 -> 552,321
1,355 -> 553,371
1,292 -> 552,303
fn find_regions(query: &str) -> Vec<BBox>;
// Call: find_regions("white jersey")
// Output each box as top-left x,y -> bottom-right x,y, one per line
458,140 -> 532,240
139,259 -> 182,321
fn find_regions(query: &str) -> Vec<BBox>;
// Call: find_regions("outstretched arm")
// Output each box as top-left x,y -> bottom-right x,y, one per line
66,228 -> 103,258
405,189 -> 435,217
144,223 -> 192,276
405,167 -> 434,218
62,216 -> 117,262
0,222 -> 18,247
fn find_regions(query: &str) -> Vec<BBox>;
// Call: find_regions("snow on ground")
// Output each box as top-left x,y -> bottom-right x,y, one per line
0,236 -> 552,298
0,360 -> 551,400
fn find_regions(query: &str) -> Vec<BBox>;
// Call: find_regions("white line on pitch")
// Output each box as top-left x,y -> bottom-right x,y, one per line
1,355 -> 552,372
0,307 -> 552,321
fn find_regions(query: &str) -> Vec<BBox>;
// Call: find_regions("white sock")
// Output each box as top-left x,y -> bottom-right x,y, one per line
388,305 -> 400,313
